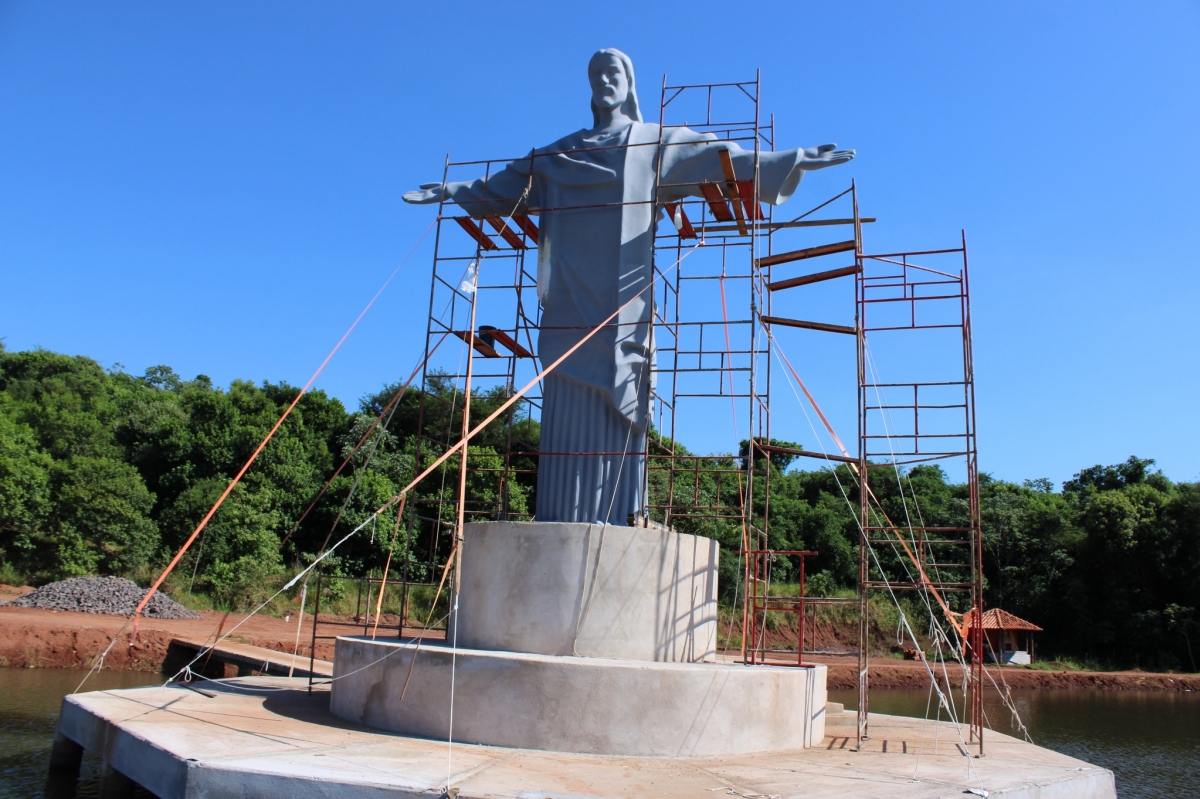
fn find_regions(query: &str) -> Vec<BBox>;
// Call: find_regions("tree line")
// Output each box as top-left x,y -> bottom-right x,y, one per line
0,346 -> 1196,669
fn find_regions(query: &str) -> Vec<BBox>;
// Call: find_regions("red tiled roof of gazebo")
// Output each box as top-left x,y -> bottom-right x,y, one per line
964,608 -> 1043,632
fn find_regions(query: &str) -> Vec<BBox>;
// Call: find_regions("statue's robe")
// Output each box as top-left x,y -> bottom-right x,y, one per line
446,122 -> 813,524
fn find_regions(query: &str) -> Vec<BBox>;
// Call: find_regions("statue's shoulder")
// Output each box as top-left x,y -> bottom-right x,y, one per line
660,125 -> 720,145
535,129 -> 594,156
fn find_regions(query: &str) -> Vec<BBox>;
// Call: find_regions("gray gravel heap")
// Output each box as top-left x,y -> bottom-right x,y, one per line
9,576 -> 201,619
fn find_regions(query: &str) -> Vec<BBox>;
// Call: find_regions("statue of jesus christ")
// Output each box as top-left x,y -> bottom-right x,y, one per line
404,49 -> 854,526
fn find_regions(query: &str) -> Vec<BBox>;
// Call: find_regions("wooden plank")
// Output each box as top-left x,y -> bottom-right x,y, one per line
718,150 -> 748,236
767,264 -> 859,291
453,330 -> 501,358
756,444 -> 858,465
170,636 -> 334,678
703,217 -> 876,233
699,183 -> 734,222
512,214 -> 539,245
736,180 -> 764,220
453,217 -> 499,251
485,328 -> 534,358
757,239 -> 856,268
485,216 -> 526,250
663,202 -> 697,239
761,316 -> 857,335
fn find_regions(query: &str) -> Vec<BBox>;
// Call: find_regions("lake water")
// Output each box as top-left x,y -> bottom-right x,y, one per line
0,667 -> 1194,797
0,668 -> 161,798
830,687 -> 1200,798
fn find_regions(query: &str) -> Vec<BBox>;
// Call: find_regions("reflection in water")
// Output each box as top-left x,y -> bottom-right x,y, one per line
829,686 -> 1200,799
0,668 -> 161,799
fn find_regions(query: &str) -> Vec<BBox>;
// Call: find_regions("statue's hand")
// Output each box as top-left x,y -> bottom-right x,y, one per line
799,143 -> 856,170
402,182 -> 448,205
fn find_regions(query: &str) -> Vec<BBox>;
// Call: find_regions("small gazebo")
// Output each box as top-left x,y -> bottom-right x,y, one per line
965,608 -> 1043,665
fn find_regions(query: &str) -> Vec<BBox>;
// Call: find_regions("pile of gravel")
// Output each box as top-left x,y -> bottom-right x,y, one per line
8,576 -> 201,619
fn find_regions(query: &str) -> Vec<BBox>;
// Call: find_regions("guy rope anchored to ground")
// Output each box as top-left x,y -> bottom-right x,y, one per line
99,222 -> 707,697
126,219 -> 437,645
62,217 -> 436,695
155,235 -> 707,694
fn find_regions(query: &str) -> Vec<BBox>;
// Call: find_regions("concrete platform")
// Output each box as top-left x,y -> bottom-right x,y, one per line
330,636 -> 826,756
52,677 -> 1116,798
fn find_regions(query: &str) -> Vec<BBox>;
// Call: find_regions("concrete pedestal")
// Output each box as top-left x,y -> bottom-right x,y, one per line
330,520 -> 827,758
330,637 -> 826,756
452,520 -> 719,662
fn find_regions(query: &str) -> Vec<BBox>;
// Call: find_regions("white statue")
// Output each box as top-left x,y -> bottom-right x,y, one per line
405,49 -> 854,525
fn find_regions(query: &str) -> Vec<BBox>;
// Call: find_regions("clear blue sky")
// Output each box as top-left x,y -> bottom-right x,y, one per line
2,1 -> 1197,486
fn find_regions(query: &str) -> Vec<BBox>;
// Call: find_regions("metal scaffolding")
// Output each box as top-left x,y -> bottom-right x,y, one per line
853,233 -> 984,752
405,68 -> 984,755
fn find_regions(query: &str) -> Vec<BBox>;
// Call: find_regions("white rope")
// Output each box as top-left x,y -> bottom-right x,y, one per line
862,340 -> 1033,744
288,583 -> 307,678
768,336 -> 982,780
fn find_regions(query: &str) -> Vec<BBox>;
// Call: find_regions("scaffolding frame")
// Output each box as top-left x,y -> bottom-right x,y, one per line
404,68 -> 984,755
849,230 -> 984,752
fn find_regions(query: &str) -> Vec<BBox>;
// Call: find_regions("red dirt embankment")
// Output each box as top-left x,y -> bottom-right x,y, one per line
3,598 -> 1198,690
807,654 -> 1200,691
0,604 -> 339,671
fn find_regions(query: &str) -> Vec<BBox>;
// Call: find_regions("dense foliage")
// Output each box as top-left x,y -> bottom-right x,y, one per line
0,346 -> 1196,669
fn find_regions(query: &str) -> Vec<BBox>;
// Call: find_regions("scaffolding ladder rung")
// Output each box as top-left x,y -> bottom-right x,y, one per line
755,442 -> 857,465
768,264 -> 858,292
761,316 -> 857,335
758,240 -> 856,268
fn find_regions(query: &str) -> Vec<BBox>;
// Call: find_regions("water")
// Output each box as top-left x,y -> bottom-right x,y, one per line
1,668 -> 1194,797
0,668 -> 161,798
830,687 -> 1200,798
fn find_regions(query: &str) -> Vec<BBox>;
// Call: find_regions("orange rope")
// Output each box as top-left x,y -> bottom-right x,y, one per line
371,496 -> 407,639
364,243 -> 704,525
278,332 -> 448,551
773,340 -> 965,638
131,220 -> 436,642
774,344 -> 853,461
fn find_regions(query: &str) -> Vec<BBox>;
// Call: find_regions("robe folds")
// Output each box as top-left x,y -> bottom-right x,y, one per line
445,122 -> 811,524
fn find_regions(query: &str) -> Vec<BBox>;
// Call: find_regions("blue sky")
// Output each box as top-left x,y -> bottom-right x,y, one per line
2,1 -> 1197,486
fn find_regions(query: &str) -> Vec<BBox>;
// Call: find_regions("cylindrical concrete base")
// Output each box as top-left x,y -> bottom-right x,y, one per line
452,521 -> 719,662
330,637 -> 827,757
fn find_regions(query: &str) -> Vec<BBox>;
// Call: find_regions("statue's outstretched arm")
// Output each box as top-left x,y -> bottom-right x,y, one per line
660,129 -> 855,207
402,157 -> 536,217
797,143 -> 856,170
403,183 -> 448,205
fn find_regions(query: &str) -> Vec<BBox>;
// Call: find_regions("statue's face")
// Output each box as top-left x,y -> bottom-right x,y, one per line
589,53 -> 629,113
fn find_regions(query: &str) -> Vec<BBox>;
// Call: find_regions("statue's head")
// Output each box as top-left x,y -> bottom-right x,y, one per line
589,48 -> 642,127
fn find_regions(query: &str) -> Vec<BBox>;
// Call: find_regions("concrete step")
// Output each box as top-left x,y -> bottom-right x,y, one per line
824,702 -> 856,737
